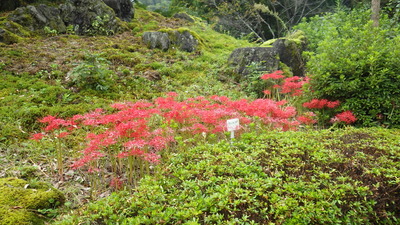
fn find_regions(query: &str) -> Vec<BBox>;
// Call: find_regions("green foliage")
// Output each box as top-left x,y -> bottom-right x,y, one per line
297,8 -> 400,127
56,128 -> 400,224
43,26 -> 58,36
67,54 -> 114,91
86,15 -> 115,36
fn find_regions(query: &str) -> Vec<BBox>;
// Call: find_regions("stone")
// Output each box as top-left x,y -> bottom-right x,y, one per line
142,29 -> 199,52
171,30 -> 198,52
6,0 -> 122,36
272,38 -> 306,77
60,0 -> 120,36
8,4 -> 66,33
103,0 -> 134,21
142,31 -> 170,51
228,47 -> 279,76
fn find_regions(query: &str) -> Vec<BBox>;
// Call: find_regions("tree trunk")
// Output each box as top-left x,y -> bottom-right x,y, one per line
371,0 -> 380,27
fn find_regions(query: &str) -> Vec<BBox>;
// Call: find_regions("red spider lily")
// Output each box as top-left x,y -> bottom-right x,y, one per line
263,90 -> 271,95
144,152 -> 161,164
297,112 -> 317,125
30,133 -> 45,141
57,132 -> 70,138
333,111 -> 357,124
303,99 -> 340,109
261,70 -> 284,80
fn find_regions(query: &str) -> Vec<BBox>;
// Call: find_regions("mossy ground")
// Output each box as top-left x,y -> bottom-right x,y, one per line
0,177 -> 65,225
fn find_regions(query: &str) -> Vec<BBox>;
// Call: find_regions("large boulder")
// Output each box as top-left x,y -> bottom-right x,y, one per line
6,0 -> 123,36
228,47 -> 279,76
229,31 -> 307,77
60,0 -> 120,35
272,38 -> 306,77
142,31 -> 170,51
103,0 -> 134,22
8,4 -> 67,33
143,29 -> 199,52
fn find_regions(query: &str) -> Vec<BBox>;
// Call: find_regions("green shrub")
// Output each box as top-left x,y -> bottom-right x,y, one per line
67,54 -> 115,92
297,8 -> 400,127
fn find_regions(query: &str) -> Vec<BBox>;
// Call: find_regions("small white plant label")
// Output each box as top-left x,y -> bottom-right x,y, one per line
227,118 -> 240,131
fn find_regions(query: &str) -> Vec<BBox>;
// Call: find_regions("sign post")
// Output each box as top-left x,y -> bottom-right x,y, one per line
226,118 -> 240,144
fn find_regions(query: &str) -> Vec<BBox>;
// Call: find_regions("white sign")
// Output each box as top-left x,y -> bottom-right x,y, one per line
227,118 -> 240,131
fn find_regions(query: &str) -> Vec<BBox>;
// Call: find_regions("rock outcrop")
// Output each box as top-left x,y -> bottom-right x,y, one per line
9,4 -> 67,33
3,0 -> 133,39
229,31 -> 307,76
60,0 -> 120,35
228,47 -> 279,76
103,0 -> 134,21
143,31 -> 170,51
143,29 -> 199,52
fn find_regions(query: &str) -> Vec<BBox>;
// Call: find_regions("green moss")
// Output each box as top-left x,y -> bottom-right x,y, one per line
158,27 -> 206,50
0,177 -> 65,225
260,30 -> 306,47
0,29 -> 24,44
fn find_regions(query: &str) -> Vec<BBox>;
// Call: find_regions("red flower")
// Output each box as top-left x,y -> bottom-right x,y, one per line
303,99 -> 341,109
57,132 -> 70,138
260,70 -> 284,80
334,111 -> 357,124
263,90 -> 271,95
30,133 -> 45,141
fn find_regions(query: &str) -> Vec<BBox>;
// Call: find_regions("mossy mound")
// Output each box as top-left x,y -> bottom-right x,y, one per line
0,177 -> 65,225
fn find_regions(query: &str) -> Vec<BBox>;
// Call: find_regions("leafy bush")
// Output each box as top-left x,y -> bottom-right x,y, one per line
67,54 -> 114,91
296,8 -> 400,127
56,128 -> 400,224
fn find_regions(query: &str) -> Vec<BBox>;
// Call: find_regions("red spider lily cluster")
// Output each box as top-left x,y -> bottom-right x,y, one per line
260,71 -> 357,126
31,92 -> 322,173
30,71 -> 358,187
303,99 -> 340,109
261,70 -> 309,97
331,110 -> 357,124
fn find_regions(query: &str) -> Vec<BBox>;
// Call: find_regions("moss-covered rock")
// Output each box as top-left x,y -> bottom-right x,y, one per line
143,28 -> 202,52
260,30 -> 307,76
0,177 -> 65,225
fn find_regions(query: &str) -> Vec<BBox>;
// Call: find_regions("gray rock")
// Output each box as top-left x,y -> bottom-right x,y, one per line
172,30 -> 198,52
173,13 -> 194,23
7,0 -> 121,36
228,47 -> 279,76
272,39 -> 305,77
142,31 -> 170,51
60,0 -> 120,35
142,30 -> 199,52
8,4 -> 66,33
103,0 -> 134,21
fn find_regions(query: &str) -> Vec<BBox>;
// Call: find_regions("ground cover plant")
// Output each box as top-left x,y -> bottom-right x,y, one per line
55,127 -> 400,224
